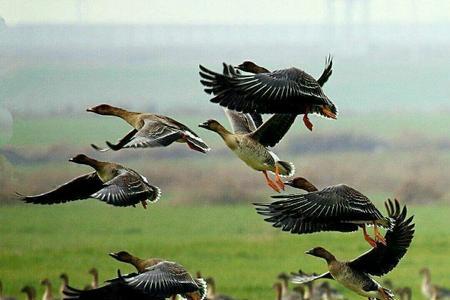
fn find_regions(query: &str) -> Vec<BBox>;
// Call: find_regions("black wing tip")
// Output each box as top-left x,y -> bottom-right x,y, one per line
91,143 -> 110,152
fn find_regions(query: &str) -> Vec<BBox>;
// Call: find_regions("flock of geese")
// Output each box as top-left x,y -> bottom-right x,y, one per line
4,58 -> 448,299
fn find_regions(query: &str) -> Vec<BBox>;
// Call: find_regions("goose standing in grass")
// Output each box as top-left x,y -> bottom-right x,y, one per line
395,287 -> 411,300
199,57 -> 336,131
254,177 -> 392,247
59,274 -> 69,298
315,282 -> 345,300
0,281 -> 17,300
274,281 -> 303,300
289,199 -> 415,300
199,108 -> 295,192
21,286 -> 36,300
277,273 -> 303,300
41,279 -> 56,300
205,277 -> 234,300
420,268 -> 450,300
19,154 -> 160,209
88,268 -> 99,289
273,282 -> 284,300
87,104 -> 210,153
64,252 -> 206,300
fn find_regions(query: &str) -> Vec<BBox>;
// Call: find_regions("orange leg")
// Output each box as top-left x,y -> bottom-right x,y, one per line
361,224 -> 377,248
186,292 -> 201,300
378,287 -> 390,300
373,223 -> 387,246
303,114 -> 313,131
263,171 -> 281,193
141,200 -> 148,209
274,165 -> 285,191
321,105 -> 337,119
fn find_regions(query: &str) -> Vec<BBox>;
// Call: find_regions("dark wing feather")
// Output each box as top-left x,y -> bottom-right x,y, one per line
199,64 -> 332,114
91,129 -> 139,152
63,277 -> 163,300
290,270 -> 333,284
317,55 -> 333,87
254,184 -> 386,234
123,261 -> 199,297
20,172 -> 103,204
91,170 -> 160,206
249,114 -> 297,147
249,112 -> 263,128
348,199 -> 415,276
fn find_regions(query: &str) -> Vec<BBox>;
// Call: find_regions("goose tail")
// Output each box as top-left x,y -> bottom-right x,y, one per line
276,161 -> 295,178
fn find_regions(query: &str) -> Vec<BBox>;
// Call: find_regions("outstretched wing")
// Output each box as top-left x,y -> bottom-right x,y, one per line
92,170 -> 161,206
254,184 -> 385,234
223,108 -> 257,134
200,63 -> 331,114
91,129 -> 139,152
123,261 -> 199,297
123,119 -> 185,149
348,199 -> 415,276
290,270 -> 333,284
20,172 -> 103,204
63,277 -> 162,300
249,113 -> 297,147
317,55 -> 333,87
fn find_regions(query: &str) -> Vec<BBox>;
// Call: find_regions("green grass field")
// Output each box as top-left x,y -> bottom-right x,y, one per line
0,202 -> 449,299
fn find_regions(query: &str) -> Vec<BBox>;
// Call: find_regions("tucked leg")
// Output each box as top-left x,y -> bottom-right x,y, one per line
378,287 -> 390,300
141,200 -> 148,209
263,171 -> 281,193
303,114 -> 314,131
361,224 -> 377,248
274,165 -> 285,191
373,223 -> 387,245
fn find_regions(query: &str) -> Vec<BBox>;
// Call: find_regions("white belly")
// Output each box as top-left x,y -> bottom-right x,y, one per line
234,146 -> 271,171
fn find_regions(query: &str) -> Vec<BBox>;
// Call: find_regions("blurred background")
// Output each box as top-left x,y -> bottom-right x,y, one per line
0,0 -> 449,299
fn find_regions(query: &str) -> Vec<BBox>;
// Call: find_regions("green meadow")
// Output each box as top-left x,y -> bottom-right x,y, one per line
0,202 -> 448,299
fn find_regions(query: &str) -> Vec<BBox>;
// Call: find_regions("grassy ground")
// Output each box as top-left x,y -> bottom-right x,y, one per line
0,202 -> 448,299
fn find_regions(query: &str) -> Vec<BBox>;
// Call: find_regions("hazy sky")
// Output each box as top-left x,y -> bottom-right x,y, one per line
1,0 -> 449,25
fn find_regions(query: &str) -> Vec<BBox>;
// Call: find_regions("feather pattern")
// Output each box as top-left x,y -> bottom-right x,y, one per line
348,199 -> 415,276
289,199 -> 415,285
91,169 -> 161,206
199,63 -> 336,116
20,156 -> 161,208
20,172 -> 103,205
123,261 -> 205,299
254,184 -> 388,234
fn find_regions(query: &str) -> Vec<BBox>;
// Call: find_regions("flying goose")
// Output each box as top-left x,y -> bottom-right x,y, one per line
64,251 -> 206,300
88,104 -> 210,153
19,154 -> 160,209
254,177 -> 393,247
199,57 -> 336,131
199,107 -> 296,192
289,199 -> 415,300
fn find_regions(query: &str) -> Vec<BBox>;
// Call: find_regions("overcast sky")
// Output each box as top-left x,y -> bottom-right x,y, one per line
1,0 -> 449,25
